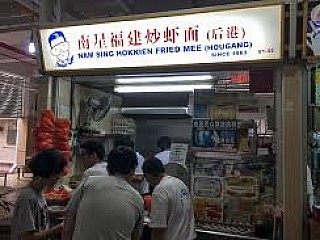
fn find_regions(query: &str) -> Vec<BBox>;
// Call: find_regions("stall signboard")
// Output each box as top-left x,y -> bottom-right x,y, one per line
305,1 -> 320,58
39,4 -> 282,73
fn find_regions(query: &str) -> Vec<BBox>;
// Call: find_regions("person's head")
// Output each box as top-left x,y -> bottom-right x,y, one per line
48,31 -> 69,61
107,146 -> 137,178
114,138 -> 134,149
142,157 -> 165,187
157,136 -> 171,151
80,140 -> 105,169
29,149 -> 67,189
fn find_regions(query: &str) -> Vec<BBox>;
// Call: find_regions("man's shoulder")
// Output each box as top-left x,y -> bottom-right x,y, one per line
129,187 -> 144,205
18,187 -> 38,199
83,164 -> 108,178
162,175 -> 182,184
157,176 -> 188,191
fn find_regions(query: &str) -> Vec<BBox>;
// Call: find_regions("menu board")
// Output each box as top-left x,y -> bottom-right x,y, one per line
191,153 -> 275,236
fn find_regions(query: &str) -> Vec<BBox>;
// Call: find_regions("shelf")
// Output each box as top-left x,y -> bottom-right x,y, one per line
195,229 -> 268,240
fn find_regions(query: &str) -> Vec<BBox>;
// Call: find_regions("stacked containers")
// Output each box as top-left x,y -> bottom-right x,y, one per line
34,110 -> 72,162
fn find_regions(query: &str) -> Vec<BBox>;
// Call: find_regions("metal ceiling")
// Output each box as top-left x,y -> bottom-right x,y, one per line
61,0 -> 263,20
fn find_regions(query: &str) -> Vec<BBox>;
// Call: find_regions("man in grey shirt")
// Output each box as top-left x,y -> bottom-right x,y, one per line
79,140 -> 108,180
62,146 -> 144,240
11,149 -> 67,240
67,140 -> 109,211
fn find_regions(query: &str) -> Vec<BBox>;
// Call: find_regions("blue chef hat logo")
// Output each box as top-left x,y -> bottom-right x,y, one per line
48,31 -> 74,67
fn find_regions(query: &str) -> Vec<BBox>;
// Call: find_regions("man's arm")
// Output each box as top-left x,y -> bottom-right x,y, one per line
151,228 -> 166,240
62,210 -> 77,240
149,188 -> 168,240
62,178 -> 86,240
20,223 -> 63,240
131,223 -> 142,240
131,196 -> 145,240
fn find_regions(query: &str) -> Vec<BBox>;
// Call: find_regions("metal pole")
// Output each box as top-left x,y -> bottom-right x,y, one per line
289,0 -> 298,60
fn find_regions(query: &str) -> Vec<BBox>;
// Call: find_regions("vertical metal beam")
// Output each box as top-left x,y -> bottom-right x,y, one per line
289,0 -> 298,60
282,64 -> 305,240
39,0 -> 62,111
274,67 -> 283,206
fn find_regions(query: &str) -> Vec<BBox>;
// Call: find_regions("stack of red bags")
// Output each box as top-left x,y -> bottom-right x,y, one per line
34,110 -> 55,150
54,118 -> 72,162
34,110 -> 72,162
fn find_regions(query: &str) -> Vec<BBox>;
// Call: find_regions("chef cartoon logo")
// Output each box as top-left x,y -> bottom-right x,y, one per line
48,31 -> 74,67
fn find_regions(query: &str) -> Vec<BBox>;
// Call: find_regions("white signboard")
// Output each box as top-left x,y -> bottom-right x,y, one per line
39,5 -> 282,72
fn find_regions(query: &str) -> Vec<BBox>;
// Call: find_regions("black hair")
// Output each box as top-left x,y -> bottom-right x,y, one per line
80,140 -> 105,161
157,136 -> 171,151
29,149 -> 67,178
114,138 -> 134,149
107,146 -> 137,175
142,157 -> 165,177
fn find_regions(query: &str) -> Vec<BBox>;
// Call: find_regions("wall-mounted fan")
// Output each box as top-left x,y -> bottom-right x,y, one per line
82,95 -> 112,127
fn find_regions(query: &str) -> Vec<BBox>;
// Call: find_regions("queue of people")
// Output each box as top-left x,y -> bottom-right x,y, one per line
11,137 -> 196,240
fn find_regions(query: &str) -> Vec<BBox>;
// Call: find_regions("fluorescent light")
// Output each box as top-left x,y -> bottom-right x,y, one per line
116,75 -> 212,84
121,107 -> 189,115
28,42 -> 36,54
114,84 -> 212,93
254,93 -> 274,96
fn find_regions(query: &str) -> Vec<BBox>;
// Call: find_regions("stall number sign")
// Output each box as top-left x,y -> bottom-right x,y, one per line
39,5 -> 282,72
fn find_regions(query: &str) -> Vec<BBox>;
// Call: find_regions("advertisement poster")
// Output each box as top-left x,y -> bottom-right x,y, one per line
305,2 -> 320,58
192,119 -> 238,149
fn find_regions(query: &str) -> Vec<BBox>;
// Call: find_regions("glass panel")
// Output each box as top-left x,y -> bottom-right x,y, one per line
190,70 -> 277,239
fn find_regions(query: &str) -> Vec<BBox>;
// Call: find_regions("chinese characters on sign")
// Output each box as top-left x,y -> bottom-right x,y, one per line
77,25 -> 247,51
40,5 -> 282,71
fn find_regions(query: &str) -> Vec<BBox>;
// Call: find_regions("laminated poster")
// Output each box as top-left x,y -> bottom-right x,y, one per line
194,159 -> 224,177
193,177 -> 223,199
169,143 -> 189,166
193,198 -> 223,223
225,176 -> 258,199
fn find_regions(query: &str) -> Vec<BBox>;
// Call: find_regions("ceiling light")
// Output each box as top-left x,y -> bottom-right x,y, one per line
121,107 -> 189,115
115,74 -> 212,84
114,84 -> 212,93
28,42 -> 36,54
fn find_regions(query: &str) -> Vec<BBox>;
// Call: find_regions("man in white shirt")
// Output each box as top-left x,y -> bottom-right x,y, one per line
307,164 -> 315,210
142,157 -> 196,240
62,146 -> 144,240
114,138 -> 148,194
67,140 -> 108,211
80,140 -> 108,179
155,136 -> 171,166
